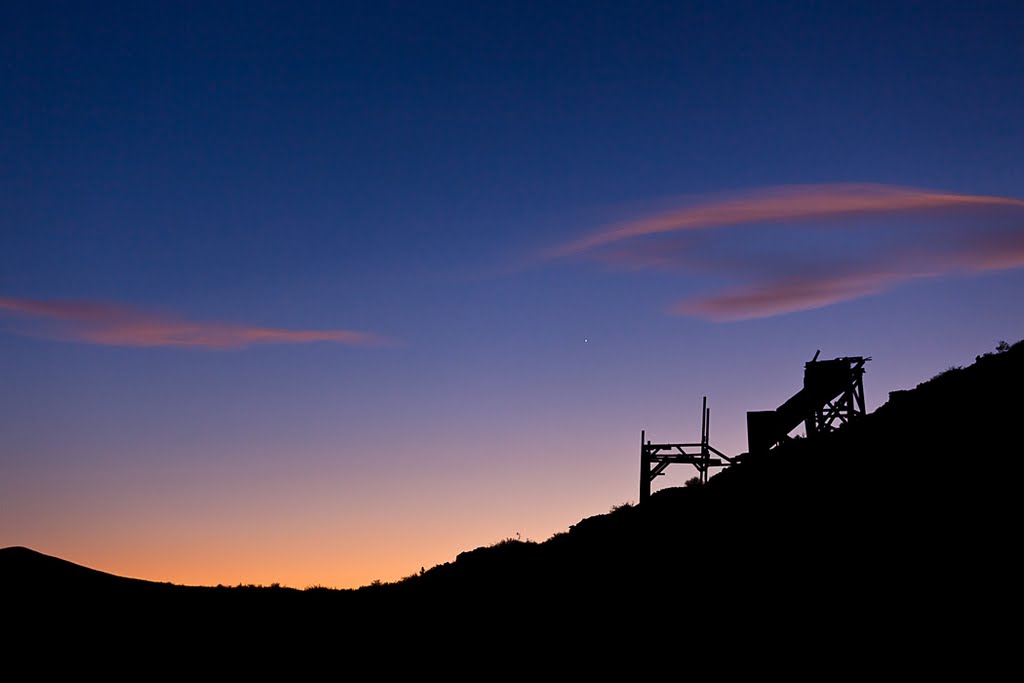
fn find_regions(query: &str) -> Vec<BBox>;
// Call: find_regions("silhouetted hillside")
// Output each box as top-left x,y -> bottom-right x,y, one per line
1,545 -> 170,593
5,340 -> 1020,640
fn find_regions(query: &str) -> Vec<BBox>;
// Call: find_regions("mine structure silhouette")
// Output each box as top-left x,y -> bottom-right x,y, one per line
640,352 -> 870,502
640,396 -> 736,501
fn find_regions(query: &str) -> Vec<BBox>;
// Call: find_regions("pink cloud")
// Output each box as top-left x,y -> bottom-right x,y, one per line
542,183 -> 1024,259
950,229 -> 1024,273
540,182 -> 1024,321
0,297 -> 390,349
671,229 -> 1024,321
673,270 -> 931,321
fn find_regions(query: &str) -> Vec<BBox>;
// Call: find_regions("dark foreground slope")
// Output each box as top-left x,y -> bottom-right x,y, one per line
391,341 -> 1018,607
3,341 -> 1019,641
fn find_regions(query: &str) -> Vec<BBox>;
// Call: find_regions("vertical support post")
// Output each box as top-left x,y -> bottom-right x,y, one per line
640,430 -> 651,503
701,396 -> 708,443
703,398 -> 710,484
854,370 -> 866,415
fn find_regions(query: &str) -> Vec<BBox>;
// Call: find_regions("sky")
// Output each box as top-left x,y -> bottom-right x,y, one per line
3,1 -> 1023,588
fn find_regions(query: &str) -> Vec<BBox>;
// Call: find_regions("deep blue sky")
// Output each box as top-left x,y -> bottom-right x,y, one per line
3,2 -> 1023,587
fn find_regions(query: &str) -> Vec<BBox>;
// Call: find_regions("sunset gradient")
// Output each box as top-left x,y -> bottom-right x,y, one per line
3,3 -> 1023,589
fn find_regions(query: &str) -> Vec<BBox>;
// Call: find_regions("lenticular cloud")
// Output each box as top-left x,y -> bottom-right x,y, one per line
0,297 -> 388,348
542,183 -> 1024,320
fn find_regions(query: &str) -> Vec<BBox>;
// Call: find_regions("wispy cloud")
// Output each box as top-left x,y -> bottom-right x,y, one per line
542,183 -> 1024,259
542,183 -> 1024,320
673,268 -> 935,321
0,297 -> 390,349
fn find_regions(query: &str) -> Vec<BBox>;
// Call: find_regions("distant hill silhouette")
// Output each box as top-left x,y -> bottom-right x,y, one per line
4,340 -> 1019,647
1,545 -> 169,593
